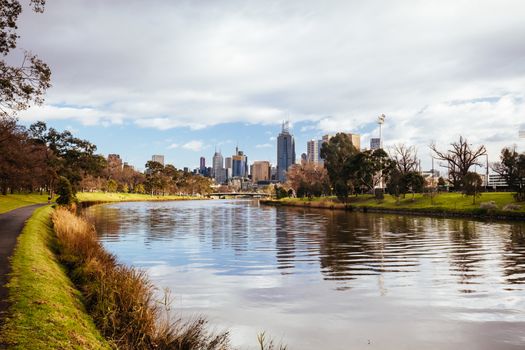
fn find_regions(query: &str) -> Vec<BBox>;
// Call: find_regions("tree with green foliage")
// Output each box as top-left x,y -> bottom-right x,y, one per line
56,176 -> 76,206
492,147 -> 525,201
463,172 -> 483,204
106,179 -> 118,193
320,133 -> 358,201
349,148 -> 394,193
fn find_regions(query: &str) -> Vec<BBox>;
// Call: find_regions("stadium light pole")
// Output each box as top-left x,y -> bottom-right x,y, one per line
377,114 -> 386,189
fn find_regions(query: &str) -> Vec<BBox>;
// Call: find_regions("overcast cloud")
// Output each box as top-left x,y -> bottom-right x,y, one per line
15,0 -> 525,162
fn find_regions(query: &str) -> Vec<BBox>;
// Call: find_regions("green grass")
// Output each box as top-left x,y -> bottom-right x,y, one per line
76,192 -> 197,203
273,192 -> 525,215
0,194 -> 50,214
0,206 -> 111,350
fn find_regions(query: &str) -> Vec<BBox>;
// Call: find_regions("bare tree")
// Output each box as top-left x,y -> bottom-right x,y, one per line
430,136 -> 486,190
389,143 -> 418,174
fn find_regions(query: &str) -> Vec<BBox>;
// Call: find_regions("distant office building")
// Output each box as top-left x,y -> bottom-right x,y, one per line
488,174 -> 508,188
347,133 -> 361,151
277,121 -> 296,182
307,139 -> 325,164
151,154 -> 164,165
232,147 -> 248,178
270,166 -> 277,181
370,138 -> 381,150
200,157 -> 206,169
212,151 -> 227,184
183,167 -> 189,173
252,161 -> 271,183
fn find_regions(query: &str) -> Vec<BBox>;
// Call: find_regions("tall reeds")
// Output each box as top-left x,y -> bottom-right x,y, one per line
52,207 -> 230,350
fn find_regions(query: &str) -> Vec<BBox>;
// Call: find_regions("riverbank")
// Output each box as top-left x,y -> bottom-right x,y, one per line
261,192 -> 525,220
0,206 -> 111,349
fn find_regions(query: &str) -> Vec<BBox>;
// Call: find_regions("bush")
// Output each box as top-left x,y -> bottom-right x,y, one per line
479,201 -> 498,210
56,176 -> 76,206
503,204 -> 521,211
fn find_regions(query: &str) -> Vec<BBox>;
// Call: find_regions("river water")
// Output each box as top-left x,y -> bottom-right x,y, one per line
84,199 -> 525,350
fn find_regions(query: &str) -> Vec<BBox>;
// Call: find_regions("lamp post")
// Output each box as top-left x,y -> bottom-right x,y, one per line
378,114 -> 386,149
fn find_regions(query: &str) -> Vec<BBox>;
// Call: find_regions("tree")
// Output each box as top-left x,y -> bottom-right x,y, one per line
286,163 -> 330,198
1,0 -> 51,118
492,147 -> 525,201
463,172 -> 482,204
437,177 -> 446,191
390,144 -> 418,174
348,149 -> 394,193
320,133 -> 358,201
430,136 -> 486,191
56,176 -> 76,206
106,179 -> 118,193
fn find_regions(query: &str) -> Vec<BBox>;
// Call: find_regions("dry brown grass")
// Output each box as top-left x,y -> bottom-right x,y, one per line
52,207 -> 231,350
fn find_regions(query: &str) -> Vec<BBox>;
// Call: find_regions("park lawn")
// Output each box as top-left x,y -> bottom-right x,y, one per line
76,192 -> 197,203
277,192 -> 525,213
0,206 -> 111,350
0,194 -> 50,214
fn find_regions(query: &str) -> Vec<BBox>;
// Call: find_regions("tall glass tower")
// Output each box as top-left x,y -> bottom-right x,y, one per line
277,121 -> 296,182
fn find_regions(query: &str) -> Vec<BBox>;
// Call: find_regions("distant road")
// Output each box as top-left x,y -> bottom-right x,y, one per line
0,204 -> 46,323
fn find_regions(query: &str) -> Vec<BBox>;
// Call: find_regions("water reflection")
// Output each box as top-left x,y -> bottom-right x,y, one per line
85,200 -> 525,350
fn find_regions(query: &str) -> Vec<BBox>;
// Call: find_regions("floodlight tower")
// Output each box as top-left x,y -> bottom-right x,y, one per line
378,114 -> 386,148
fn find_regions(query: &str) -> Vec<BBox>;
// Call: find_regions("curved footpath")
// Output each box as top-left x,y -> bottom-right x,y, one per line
0,204 -> 46,322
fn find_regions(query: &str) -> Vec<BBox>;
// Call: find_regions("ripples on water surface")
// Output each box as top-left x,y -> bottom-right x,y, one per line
85,200 -> 525,350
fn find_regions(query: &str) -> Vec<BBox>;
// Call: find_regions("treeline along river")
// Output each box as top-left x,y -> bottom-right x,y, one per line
84,200 -> 525,350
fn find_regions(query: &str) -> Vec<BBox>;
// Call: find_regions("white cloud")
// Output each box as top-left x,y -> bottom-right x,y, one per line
182,140 -> 205,152
256,143 -> 273,149
167,143 -> 179,149
15,0 -> 525,161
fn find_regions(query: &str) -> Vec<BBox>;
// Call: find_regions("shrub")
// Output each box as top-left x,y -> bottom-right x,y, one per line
503,204 -> 521,211
56,176 -> 76,206
479,201 -> 498,210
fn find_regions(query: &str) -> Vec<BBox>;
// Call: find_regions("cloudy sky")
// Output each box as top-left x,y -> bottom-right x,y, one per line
15,0 -> 525,170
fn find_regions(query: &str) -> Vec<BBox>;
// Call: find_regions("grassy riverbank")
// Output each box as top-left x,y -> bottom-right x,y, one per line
262,192 -> 525,219
0,194 -> 50,214
0,206 -> 110,349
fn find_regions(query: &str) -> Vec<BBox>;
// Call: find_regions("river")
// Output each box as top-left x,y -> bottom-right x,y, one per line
84,199 -> 525,350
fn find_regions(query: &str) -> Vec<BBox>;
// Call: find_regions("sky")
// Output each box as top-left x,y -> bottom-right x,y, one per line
13,0 -> 525,171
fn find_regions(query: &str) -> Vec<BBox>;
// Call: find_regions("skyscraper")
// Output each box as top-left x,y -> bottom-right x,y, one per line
277,121 -> 295,182
212,151 -> 227,184
232,146 -> 248,178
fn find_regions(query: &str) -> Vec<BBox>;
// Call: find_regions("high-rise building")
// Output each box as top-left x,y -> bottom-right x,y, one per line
200,156 -> 206,169
252,161 -> 271,183
370,138 -> 381,150
232,147 -> 248,178
307,139 -> 325,164
212,151 -> 227,184
277,121 -> 295,182
151,154 -> 164,165
347,133 -> 361,151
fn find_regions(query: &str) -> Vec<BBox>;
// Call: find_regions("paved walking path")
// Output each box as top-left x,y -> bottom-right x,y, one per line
0,204 -> 46,323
